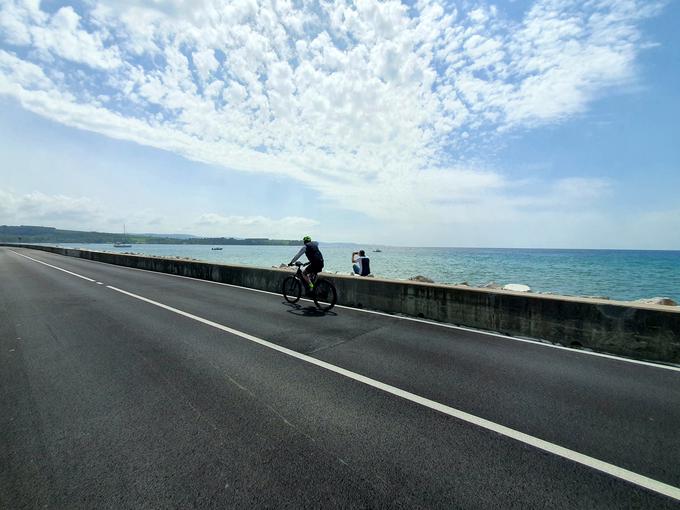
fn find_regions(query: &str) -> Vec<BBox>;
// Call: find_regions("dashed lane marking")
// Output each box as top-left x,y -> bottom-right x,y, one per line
8,247 -> 680,501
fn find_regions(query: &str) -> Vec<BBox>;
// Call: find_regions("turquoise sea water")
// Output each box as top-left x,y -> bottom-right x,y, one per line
47,244 -> 680,302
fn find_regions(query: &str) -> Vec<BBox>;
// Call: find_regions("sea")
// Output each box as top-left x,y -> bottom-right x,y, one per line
45,244 -> 680,303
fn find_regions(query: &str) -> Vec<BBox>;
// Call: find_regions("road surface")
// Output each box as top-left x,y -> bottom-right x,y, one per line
1,246 -> 679,508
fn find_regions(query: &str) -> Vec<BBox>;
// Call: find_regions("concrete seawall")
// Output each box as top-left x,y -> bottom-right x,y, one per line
5,244 -> 679,364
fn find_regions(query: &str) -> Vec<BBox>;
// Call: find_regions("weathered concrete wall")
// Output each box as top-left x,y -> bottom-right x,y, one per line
5,244 -> 679,364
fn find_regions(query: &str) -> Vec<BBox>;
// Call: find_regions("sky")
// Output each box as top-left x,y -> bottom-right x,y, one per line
0,0 -> 678,248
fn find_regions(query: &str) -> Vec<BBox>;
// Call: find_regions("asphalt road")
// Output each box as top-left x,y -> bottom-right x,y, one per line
1,246 -> 679,508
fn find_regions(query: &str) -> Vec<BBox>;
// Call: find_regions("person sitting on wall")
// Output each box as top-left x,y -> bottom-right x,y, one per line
352,250 -> 371,276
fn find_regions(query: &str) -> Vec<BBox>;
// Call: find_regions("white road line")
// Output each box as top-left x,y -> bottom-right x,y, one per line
7,247 -> 680,500
11,250 -> 96,282
20,247 -> 679,372
102,283 -> 679,502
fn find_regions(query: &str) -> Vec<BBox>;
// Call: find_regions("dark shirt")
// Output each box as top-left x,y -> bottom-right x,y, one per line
356,256 -> 370,276
290,241 -> 324,267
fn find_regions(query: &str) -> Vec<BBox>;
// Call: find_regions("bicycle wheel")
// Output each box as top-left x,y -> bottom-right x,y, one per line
313,279 -> 337,311
282,276 -> 302,303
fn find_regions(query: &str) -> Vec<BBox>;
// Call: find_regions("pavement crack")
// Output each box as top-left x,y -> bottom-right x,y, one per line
221,371 -> 297,430
45,324 -> 63,347
216,365 -> 400,498
136,351 -> 221,433
305,325 -> 389,356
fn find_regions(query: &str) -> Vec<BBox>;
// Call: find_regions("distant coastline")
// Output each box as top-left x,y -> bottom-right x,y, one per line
0,225 -> 298,246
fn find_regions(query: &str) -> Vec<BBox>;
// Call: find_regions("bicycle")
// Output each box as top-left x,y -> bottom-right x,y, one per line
282,261 -> 337,312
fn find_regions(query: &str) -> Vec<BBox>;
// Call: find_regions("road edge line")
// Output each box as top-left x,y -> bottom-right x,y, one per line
102,283 -> 680,502
15,247 -> 678,372
10,250 -> 96,282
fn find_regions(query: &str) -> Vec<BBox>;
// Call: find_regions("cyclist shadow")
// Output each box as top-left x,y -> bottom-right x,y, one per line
283,302 -> 337,317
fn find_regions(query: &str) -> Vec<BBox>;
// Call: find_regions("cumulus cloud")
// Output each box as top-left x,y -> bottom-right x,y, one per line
0,188 -> 102,224
194,213 -> 319,239
0,188 -> 318,239
0,0 -> 664,222
0,189 -> 170,234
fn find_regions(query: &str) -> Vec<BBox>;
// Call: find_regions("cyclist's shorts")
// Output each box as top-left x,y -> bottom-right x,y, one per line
307,261 -> 324,274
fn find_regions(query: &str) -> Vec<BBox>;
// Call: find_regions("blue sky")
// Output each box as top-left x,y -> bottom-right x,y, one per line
0,0 -> 678,248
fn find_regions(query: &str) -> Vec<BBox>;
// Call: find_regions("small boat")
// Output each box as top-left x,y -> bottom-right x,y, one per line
211,247 -> 223,250
113,224 -> 132,247
373,249 -> 382,253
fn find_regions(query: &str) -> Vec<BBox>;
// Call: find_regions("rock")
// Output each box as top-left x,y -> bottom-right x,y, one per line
482,281 -> 502,289
634,297 -> 678,306
503,283 -> 531,292
409,275 -> 434,283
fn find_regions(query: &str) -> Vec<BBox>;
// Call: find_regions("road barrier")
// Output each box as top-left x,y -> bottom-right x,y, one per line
5,244 -> 679,364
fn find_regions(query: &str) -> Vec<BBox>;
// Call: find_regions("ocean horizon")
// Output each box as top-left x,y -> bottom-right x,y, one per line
39,243 -> 680,303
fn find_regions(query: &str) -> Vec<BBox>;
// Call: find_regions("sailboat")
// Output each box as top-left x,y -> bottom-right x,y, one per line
113,224 -> 132,247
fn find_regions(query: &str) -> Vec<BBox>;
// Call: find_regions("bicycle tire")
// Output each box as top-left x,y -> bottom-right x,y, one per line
282,276 -> 302,303
313,279 -> 337,311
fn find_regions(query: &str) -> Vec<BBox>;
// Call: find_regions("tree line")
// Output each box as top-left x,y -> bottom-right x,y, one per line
0,226 -> 299,245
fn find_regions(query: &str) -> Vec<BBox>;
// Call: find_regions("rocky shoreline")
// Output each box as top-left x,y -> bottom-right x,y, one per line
404,275 -> 678,307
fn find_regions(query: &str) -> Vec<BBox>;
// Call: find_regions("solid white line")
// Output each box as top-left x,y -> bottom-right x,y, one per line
102,283 -> 679,501
11,250 -> 96,282
71,252 -> 680,372
6,247 -> 679,499
10,247 -> 680,372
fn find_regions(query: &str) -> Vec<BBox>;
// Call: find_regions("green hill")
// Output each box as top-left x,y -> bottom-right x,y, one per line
0,225 -> 298,246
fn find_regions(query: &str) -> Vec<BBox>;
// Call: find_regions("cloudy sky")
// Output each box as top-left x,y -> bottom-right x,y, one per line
0,0 -> 678,248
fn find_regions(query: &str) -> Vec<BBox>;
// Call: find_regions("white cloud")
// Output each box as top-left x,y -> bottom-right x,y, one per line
192,48 -> 218,80
1,2 -> 122,69
0,49 -> 52,89
0,188 -> 101,224
552,177 -> 611,201
194,213 -> 319,238
0,188 -> 320,239
0,2 -> 32,45
0,0 -> 665,225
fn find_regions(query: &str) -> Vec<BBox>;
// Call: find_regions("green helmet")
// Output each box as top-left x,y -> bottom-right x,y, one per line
303,235 -> 311,242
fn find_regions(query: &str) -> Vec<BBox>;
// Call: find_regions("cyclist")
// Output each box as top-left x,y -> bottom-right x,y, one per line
288,235 -> 324,290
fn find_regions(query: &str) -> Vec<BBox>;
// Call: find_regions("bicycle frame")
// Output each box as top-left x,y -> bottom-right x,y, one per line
292,261 -> 317,283
283,261 -> 337,311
